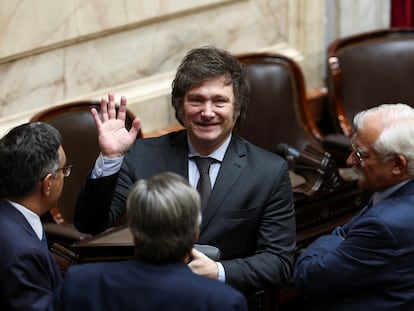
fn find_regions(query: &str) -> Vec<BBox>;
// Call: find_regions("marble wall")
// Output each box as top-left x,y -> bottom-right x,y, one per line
0,0 -> 390,135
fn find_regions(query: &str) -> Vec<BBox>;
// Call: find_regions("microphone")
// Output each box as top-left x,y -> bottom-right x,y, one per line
275,143 -> 301,159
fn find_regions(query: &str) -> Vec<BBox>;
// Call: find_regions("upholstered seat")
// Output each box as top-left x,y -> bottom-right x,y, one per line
30,100 -> 140,246
235,52 -> 348,194
235,51 -> 346,311
323,28 -> 414,163
236,52 -> 323,155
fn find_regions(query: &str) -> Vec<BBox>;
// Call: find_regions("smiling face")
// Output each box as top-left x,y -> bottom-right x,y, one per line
182,75 -> 239,155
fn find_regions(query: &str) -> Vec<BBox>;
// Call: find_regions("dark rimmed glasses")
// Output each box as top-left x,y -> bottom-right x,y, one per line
54,164 -> 74,178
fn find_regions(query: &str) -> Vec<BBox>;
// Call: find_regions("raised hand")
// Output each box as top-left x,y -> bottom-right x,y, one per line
91,93 -> 141,158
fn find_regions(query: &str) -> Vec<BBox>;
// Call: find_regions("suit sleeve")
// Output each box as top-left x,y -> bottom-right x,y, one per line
222,161 -> 296,294
294,216 -> 396,300
55,265 -> 91,311
74,139 -> 156,235
74,173 -> 120,235
4,249 -> 60,311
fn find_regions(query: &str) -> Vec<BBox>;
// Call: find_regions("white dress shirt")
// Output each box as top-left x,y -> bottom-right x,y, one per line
8,200 -> 43,241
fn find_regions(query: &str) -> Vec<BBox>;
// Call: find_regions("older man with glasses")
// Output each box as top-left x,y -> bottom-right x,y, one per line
294,103 -> 414,310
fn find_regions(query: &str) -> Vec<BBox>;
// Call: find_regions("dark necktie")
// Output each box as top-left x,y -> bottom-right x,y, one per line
194,157 -> 214,210
42,230 -> 48,248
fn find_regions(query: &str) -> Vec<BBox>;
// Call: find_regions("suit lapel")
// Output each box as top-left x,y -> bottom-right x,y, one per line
0,200 -> 62,284
164,133 -> 249,233
200,137 -> 247,233
343,178 -> 414,235
0,200 -> 39,239
164,130 -> 189,176
389,177 -> 414,198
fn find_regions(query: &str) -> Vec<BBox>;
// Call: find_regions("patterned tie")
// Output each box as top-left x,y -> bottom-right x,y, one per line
194,157 -> 214,210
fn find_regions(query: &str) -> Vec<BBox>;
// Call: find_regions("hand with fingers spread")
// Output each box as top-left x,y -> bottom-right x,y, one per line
92,93 -> 141,158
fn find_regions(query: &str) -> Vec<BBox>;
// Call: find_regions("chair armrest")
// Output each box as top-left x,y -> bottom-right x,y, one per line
44,222 -> 91,247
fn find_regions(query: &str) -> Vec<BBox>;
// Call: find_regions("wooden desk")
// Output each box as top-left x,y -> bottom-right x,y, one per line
72,182 -> 369,263
72,226 -> 134,262
72,227 -> 221,263
70,180 -> 368,311
294,183 -> 370,249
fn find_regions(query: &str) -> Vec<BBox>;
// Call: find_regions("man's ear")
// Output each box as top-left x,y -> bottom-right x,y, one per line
392,154 -> 407,175
234,110 -> 241,120
41,173 -> 53,196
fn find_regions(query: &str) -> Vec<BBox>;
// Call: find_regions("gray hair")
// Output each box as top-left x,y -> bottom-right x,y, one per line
353,103 -> 414,175
127,172 -> 201,263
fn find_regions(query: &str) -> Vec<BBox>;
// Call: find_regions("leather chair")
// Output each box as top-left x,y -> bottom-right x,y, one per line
323,27 -> 414,164
235,52 -> 371,310
30,100 -> 141,247
235,52 -> 346,196
236,52 -> 323,154
235,51 -> 333,311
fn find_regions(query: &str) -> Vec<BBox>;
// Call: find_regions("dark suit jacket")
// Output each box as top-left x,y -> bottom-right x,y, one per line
0,199 -> 61,311
294,178 -> 414,310
57,259 -> 248,311
75,130 -> 296,294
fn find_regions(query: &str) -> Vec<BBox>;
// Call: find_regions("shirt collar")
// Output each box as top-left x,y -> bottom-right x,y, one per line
188,134 -> 232,162
7,200 -> 43,240
372,178 -> 413,206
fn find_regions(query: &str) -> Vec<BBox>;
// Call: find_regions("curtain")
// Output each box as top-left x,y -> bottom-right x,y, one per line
391,0 -> 414,27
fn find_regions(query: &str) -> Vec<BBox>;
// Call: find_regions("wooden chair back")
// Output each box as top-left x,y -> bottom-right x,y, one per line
326,27 -> 414,136
30,101 -> 140,244
236,52 -> 322,154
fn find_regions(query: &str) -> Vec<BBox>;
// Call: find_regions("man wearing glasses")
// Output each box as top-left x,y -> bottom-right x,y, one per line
0,122 -> 72,310
294,103 -> 414,310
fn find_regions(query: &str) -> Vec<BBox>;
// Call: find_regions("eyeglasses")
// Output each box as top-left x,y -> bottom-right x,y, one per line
351,136 -> 370,166
54,164 -> 74,178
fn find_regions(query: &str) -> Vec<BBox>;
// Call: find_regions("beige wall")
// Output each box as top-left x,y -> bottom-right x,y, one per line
0,0 -> 390,135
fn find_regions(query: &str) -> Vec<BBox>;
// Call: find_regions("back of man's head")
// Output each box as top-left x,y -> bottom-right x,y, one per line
127,172 -> 201,264
0,122 -> 62,200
